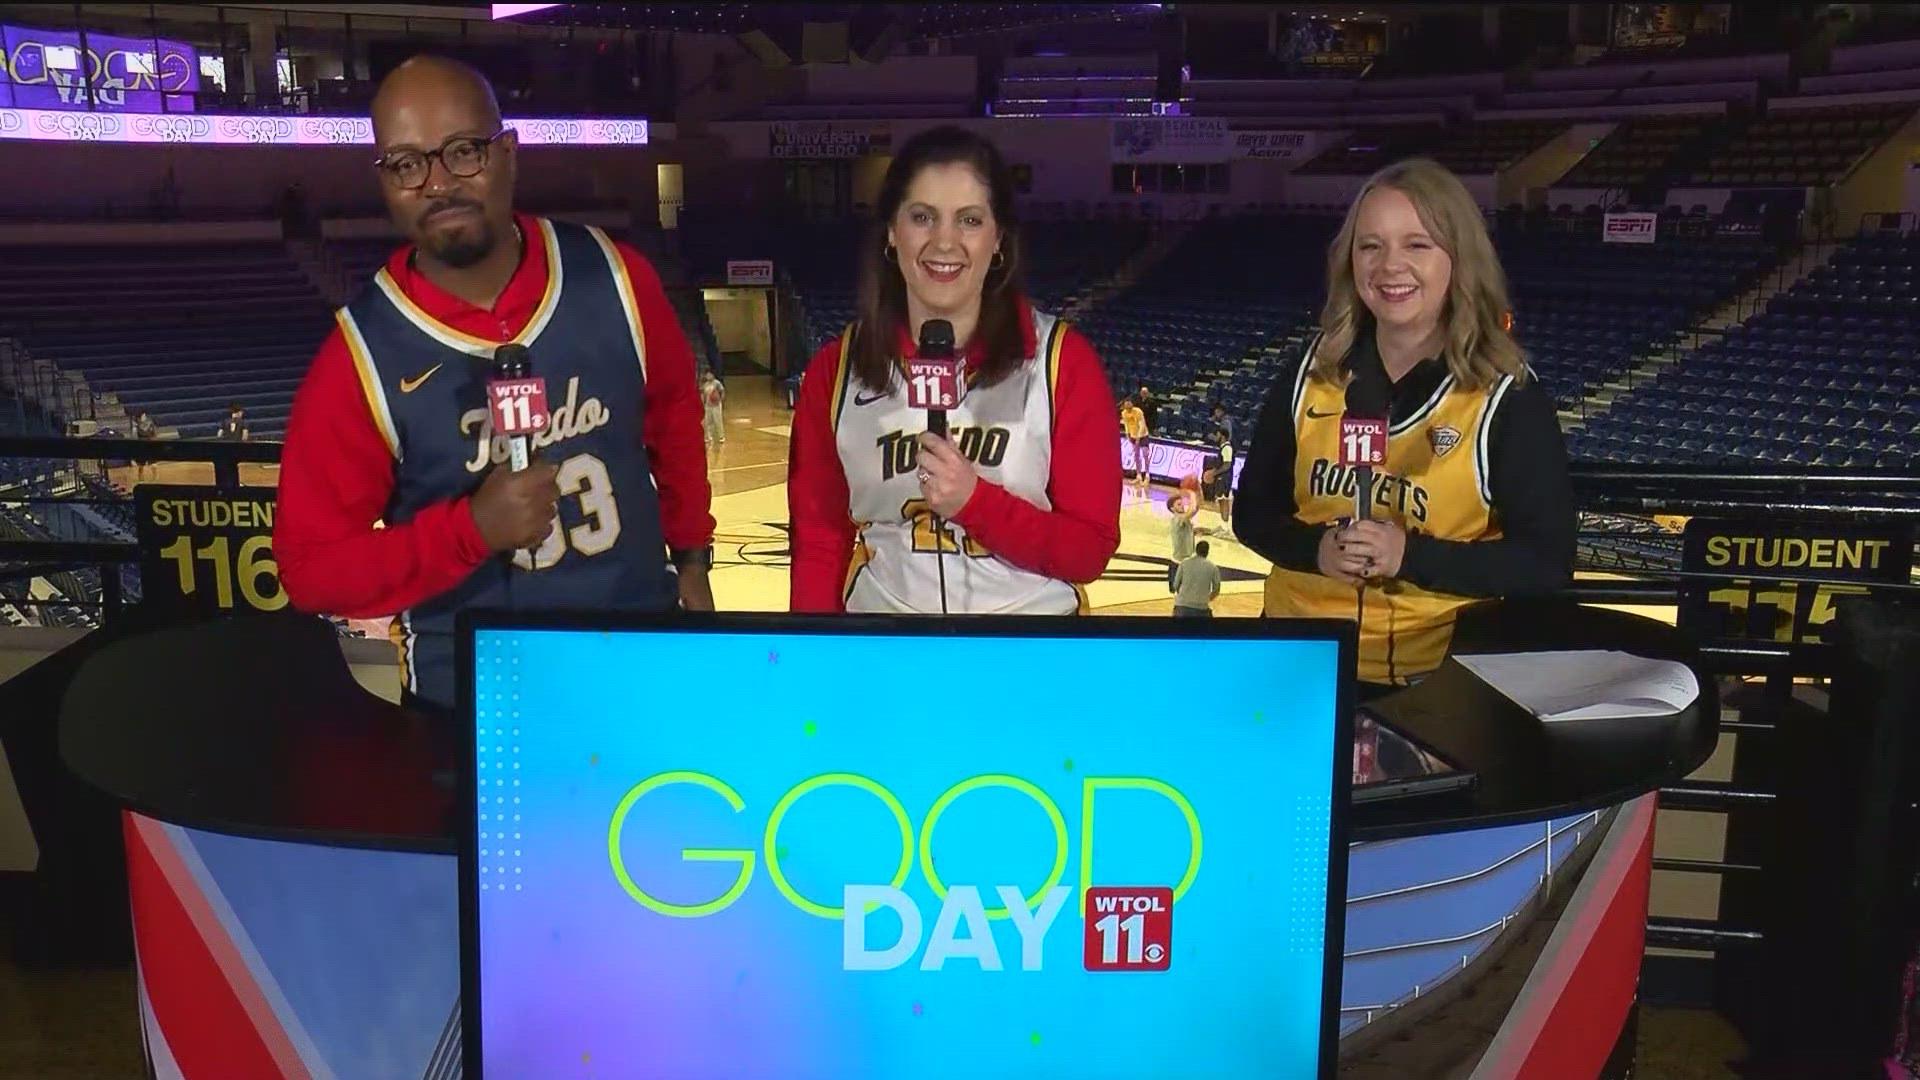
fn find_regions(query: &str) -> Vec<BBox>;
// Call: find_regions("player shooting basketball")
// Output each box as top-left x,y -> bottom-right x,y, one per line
273,55 -> 715,714
1235,157 -> 1574,688
787,126 -> 1121,614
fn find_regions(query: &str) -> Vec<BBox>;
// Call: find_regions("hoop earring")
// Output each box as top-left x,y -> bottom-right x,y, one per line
990,250 -> 1005,269
884,243 -> 898,263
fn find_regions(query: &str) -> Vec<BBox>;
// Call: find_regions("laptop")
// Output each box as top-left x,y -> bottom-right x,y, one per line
458,612 -> 1353,1079
1351,709 -> 1476,804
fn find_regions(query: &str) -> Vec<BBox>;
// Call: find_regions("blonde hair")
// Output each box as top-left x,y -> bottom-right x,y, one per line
1311,157 -> 1525,391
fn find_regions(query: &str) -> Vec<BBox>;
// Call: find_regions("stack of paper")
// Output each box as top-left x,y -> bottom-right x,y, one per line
1454,650 -> 1700,722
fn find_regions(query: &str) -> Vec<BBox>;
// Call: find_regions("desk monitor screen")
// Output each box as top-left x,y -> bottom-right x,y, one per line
459,615 -> 1352,1079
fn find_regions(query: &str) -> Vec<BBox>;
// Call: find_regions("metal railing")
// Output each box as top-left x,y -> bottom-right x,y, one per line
1563,465 -> 1919,1011
1348,813 -> 1602,907
0,435 -> 277,627
0,342 -> 98,428
1339,812 -> 1606,1031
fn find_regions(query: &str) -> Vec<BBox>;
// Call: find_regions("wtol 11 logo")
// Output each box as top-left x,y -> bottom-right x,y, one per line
606,771 -> 1198,974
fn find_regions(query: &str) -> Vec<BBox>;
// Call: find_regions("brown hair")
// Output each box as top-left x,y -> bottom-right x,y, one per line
1312,157 -> 1525,391
851,125 -> 1027,394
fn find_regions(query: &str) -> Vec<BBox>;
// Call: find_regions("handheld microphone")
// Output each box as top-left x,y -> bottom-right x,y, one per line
1338,368 -> 1394,676
1339,371 -> 1390,524
905,320 -> 965,615
486,343 -> 549,472
907,320 -> 963,438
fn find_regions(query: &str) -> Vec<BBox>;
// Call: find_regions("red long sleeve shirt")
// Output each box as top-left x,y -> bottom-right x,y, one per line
274,214 -> 714,619
788,307 -> 1121,612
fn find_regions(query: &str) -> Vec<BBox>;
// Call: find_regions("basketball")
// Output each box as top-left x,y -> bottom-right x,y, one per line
1180,474 -> 1201,495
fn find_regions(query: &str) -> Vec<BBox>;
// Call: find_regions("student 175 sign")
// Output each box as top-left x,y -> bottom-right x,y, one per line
1678,518 -> 1913,644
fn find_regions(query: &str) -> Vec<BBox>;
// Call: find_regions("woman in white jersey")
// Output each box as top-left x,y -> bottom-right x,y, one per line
788,126 -> 1122,614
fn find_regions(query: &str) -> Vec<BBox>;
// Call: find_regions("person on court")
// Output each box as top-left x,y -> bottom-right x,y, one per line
700,368 -> 726,447
1205,426 -> 1235,532
788,125 -> 1121,615
217,403 -> 250,441
1171,540 -> 1220,618
1121,397 -> 1150,497
1236,158 -> 1573,689
1167,482 -> 1198,591
274,55 -> 715,713
131,410 -> 158,482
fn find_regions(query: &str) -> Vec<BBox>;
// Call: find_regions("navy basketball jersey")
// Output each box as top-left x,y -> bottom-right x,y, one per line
337,217 -> 675,708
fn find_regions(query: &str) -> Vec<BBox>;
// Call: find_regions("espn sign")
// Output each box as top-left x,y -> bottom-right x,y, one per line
726,259 -> 774,286
1602,211 -> 1658,245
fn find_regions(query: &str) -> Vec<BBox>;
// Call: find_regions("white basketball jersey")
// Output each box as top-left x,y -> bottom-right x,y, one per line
828,309 -> 1083,615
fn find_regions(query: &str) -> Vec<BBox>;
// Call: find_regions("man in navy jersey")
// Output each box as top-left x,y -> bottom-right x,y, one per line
274,55 -> 714,713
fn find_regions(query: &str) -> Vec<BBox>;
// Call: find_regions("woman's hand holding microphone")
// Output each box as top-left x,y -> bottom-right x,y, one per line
915,433 -> 979,517
1318,519 -> 1408,585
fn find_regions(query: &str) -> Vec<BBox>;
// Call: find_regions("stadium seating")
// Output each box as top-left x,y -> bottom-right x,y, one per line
0,244 -> 328,440
0,390 -> 61,491
1294,126 -> 1443,176
1557,114 -> 1717,190
1570,232 -> 1920,467
1425,119 -> 1568,174
0,483 -> 141,628
1679,101 -> 1914,187
1081,214 -> 1334,443
1502,233 -> 1776,408
335,236 -> 395,294
1082,213 -> 1777,448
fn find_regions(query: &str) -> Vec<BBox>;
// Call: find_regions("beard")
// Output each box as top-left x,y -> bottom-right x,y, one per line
420,220 -> 497,268
416,201 -> 498,268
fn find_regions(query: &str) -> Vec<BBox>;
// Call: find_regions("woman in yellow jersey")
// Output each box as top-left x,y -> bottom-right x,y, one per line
1236,158 -> 1575,691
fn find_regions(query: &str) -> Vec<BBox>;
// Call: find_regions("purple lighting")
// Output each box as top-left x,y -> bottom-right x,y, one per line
492,3 -> 563,18
0,109 -> 647,146
0,23 -> 199,113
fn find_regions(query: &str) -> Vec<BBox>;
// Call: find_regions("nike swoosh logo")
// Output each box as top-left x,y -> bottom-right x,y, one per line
399,364 -> 443,393
1305,406 -> 1337,419
853,391 -> 888,407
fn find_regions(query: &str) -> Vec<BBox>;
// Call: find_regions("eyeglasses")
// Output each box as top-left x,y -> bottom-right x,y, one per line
374,130 -> 510,191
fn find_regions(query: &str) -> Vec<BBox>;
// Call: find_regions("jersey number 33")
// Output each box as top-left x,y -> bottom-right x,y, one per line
511,452 -> 623,570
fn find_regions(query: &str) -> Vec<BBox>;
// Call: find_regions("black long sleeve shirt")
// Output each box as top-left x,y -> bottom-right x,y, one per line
1234,335 -> 1576,599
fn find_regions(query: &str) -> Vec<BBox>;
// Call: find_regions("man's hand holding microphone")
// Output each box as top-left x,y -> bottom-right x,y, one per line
476,342 -> 714,610
479,343 -> 561,556
471,455 -> 560,553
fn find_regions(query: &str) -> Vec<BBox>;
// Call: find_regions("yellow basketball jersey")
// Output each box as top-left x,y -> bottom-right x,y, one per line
1265,338 -> 1516,685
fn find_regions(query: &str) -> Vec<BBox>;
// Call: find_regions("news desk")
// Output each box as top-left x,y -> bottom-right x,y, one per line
56,600 -> 1712,1079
